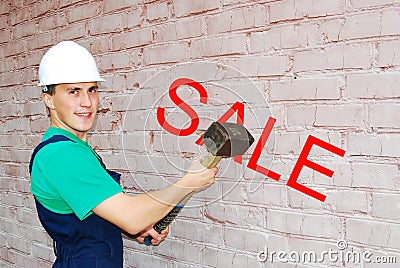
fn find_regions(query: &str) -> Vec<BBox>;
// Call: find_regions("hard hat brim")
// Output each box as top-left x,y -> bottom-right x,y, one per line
38,77 -> 106,87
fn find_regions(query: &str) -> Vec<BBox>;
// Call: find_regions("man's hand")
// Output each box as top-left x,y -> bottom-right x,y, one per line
180,159 -> 218,193
135,225 -> 170,246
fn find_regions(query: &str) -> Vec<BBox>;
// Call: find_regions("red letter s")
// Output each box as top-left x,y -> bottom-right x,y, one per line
157,78 -> 208,136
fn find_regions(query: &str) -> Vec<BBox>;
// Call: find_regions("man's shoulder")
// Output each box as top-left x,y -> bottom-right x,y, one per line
36,136 -> 93,163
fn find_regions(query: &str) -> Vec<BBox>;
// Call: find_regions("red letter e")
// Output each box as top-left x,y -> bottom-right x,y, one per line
286,135 -> 345,202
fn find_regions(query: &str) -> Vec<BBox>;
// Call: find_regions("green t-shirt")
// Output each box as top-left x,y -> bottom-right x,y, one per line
30,127 -> 123,220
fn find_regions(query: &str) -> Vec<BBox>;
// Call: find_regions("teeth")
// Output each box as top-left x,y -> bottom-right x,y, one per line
78,113 -> 90,116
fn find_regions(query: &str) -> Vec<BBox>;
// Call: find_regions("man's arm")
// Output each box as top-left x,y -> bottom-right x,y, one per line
93,160 -> 217,235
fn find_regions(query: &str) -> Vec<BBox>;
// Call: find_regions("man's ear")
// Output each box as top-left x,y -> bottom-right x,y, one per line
42,93 -> 55,110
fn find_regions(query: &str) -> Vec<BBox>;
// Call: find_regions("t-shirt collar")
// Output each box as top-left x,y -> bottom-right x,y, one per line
43,127 -> 89,146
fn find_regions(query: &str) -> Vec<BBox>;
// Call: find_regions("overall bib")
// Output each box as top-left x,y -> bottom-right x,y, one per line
29,135 -> 123,268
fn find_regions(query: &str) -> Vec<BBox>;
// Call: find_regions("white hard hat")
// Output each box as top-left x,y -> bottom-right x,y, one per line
38,41 -> 105,87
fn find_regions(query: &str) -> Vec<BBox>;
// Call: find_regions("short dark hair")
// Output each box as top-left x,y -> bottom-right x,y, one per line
42,84 -> 57,95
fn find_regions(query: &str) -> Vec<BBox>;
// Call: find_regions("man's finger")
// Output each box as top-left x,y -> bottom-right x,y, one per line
146,228 -> 162,242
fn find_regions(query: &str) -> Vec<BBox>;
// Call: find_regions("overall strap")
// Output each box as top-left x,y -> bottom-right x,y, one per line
29,135 -> 76,175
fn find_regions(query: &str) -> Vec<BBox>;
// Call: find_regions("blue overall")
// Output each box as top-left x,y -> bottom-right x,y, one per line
29,135 -> 123,268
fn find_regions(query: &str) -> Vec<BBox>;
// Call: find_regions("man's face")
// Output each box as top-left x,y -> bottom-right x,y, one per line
43,82 -> 99,141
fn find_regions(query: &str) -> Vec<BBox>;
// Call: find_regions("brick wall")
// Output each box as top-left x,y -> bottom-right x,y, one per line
1,0 -> 399,267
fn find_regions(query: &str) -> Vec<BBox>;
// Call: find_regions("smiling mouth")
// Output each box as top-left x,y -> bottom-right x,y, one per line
76,112 -> 92,117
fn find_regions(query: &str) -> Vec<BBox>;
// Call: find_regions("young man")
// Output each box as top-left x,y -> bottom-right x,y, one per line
29,41 -> 218,267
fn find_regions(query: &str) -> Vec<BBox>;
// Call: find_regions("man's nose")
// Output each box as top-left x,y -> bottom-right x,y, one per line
80,92 -> 92,107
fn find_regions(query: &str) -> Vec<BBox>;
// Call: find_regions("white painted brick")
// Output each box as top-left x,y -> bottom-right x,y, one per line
172,219 -> 223,245
9,6 -> 29,25
120,132 -> 150,152
154,18 -> 203,42
273,131 -> 303,155
244,107 -> 276,131
125,67 -> 162,90
347,218 -> 400,249
347,0 -> 400,10
30,117 -> 50,133
270,77 -> 341,101
56,21 -> 87,41
381,9 -> 400,35
173,0 -> 220,17
0,56 -> 16,73
190,35 -> 247,58
222,0 -> 250,6
371,193 -> 400,220
88,13 -> 123,35
288,188 -> 326,211
314,104 -> 364,127
351,162 -> 398,190
269,0 -> 299,22
23,101 -> 46,116
247,183 -> 287,207
348,133 -> 400,157
7,235 -> 32,254
224,226 -> 268,252
1,71 -> 23,86
206,5 -> 266,35
112,28 -> 152,50
270,0 -> 345,23
2,163 -> 28,177
122,6 -> 142,29
250,23 -> 318,52
153,133 -> 199,154
1,103 -> 21,117
3,118 -> 29,132
369,103 -> 400,128
98,51 -> 131,71
155,239 -> 203,264
26,32 -> 55,51
205,202 -> 266,228
326,190 -> 369,214
103,0 -> 140,13
269,104 -> 285,128
30,243 -> 54,263
347,72 -> 400,98
318,18 -> 345,43
339,12 -> 381,40
267,209 -> 342,239
13,20 -> 36,39
224,55 -> 290,77
304,0 -> 346,17
221,181 -> 248,203
146,1 -> 168,21
91,114 -> 117,132
88,134 -> 111,150
267,210 -> 342,239
202,247 -> 236,267
67,2 -> 99,22
124,251 -> 167,268
134,154 -> 183,176
294,44 -> 373,72
287,105 -> 317,127
144,42 -> 187,65
31,0 -> 55,18
377,40 -> 400,67
16,209 -> 41,227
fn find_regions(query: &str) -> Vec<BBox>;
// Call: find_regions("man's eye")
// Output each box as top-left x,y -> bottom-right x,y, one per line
69,90 -> 78,95
89,88 -> 98,93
